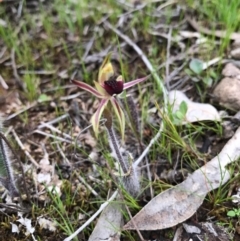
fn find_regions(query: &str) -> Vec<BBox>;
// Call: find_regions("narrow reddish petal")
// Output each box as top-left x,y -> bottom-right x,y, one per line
91,99 -> 109,138
110,98 -> 125,140
71,79 -> 105,98
123,77 -> 147,90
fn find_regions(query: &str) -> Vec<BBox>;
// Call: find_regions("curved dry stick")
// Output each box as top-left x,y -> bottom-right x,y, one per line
187,17 -> 240,41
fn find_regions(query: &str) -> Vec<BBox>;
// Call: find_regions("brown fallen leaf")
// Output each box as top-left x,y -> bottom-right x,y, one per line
124,127 -> 240,230
88,198 -> 123,241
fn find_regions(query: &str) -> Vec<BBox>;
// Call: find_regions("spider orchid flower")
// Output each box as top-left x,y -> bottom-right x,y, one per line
71,53 -> 147,139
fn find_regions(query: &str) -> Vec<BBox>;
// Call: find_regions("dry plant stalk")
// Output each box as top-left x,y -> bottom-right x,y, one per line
104,110 -> 140,197
0,120 -> 19,197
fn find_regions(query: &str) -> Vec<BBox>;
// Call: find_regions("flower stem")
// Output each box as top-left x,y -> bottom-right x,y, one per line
104,109 -> 140,197
105,114 -> 129,174
107,126 -> 129,174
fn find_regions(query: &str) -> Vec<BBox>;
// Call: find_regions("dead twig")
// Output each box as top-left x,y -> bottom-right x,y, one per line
38,122 -> 73,142
165,62 -> 187,90
187,17 -> 240,40
19,70 -> 56,75
77,173 -> 99,198
17,0 -> 24,18
33,130 -> 73,145
6,102 -> 37,121
133,119 -> 164,169
165,27 -> 172,91
56,143 -> 71,165
82,36 -> 95,60
36,114 -> 69,129
0,74 -> 9,89
11,128 -> 40,168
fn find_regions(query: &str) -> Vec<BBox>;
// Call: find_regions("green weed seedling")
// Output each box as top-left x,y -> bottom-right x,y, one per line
23,73 -> 40,102
189,59 -> 217,81
186,59 -> 218,100
227,208 -> 240,218
172,100 -> 188,126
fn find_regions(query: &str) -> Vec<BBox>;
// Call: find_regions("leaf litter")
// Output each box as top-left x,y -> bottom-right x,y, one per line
124,127 -> 240,231
1,1 -> 240,240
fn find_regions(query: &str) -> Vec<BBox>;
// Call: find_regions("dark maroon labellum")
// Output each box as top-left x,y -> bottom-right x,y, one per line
104,79 -> 124,95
